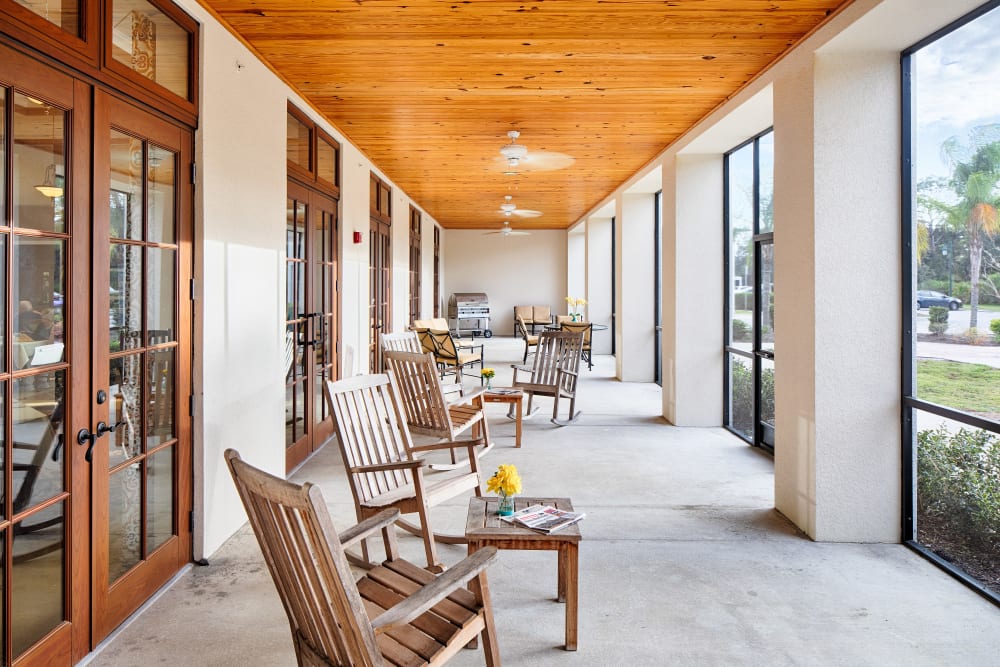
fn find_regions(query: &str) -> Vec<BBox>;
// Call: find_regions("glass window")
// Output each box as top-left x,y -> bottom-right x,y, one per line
905,2 -> 1000,602
14,0 -> 80,36
110,0 -> 190,99
287,111 -> 311,171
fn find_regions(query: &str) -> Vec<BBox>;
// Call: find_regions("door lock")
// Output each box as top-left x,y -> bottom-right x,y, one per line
77,418 -> 127,462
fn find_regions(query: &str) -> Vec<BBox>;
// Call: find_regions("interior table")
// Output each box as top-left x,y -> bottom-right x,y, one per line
465,495 -> 581,650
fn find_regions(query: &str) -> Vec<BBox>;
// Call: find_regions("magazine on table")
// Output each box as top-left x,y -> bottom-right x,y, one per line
500,504 -> 585,534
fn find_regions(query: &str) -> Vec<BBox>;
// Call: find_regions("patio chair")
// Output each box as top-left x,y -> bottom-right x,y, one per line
515,314 -> 539,363
384,350 -> 494,470
225,450 -> 500,667
511,330 -> 584,426
424,329 -> 484,383
559,320 -> 593,370
382,331 -> 463,400
325,374 -> 484,571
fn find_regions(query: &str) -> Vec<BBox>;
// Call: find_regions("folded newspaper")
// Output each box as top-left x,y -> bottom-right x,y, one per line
500,504 -> 585,534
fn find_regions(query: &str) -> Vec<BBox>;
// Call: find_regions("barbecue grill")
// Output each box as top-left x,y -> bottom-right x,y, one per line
448,292 -> 492,338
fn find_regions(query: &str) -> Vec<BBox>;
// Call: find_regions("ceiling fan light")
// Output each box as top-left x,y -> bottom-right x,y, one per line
499,143 -> 528,162
35,163 -> 64,198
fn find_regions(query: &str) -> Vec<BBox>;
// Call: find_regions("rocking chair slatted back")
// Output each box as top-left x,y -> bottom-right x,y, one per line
511,330 -> 584,425
326,374 -> 415,503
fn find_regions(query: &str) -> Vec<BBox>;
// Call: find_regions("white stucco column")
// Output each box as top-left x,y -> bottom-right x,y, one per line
620,193 -> 656,382
773,50 -> 901,541
568,227 -> 586,302
661,155 -> 724,425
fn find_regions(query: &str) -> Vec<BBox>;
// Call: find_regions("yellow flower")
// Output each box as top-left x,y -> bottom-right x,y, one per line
577,298 -> 588,306
481,367 -> 495,379
486,464 -> 522,496
565,296 -> 575,304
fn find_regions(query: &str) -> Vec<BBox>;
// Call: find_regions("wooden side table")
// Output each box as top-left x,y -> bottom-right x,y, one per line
465,495 -> 581,650
481,388 -> 523,447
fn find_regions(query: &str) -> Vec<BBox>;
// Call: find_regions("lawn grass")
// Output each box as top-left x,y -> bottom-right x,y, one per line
917,360 -> 1000,413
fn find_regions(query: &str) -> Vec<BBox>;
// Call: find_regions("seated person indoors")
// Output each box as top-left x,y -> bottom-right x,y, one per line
18,300 -> 52,341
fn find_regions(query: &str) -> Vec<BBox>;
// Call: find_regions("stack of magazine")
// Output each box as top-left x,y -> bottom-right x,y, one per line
500,504 -> 585,534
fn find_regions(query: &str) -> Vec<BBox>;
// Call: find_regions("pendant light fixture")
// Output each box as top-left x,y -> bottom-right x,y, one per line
35,108 -> 63,198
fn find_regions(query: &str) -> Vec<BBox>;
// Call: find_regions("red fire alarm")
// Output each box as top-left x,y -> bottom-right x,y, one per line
353,231 -> 362,244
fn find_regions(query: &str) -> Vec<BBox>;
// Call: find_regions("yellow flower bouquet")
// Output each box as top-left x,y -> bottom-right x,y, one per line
486,464 -> 522,515
481,367 -> 495,389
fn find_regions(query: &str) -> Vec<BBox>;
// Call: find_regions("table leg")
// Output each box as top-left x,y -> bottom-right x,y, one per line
561,543 -> 578,651
515,397 -> 523,447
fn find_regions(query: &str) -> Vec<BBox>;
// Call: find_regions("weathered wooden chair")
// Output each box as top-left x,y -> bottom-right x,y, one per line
514,314 -> 539,363
559,320 -> 593,370
384,350 -> 494,470
511,330 -> 584,426
225,449 -> 500,667
325,374 -> 484,571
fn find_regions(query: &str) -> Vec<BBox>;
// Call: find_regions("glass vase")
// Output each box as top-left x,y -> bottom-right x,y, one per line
485,377 -> 493,390
497,492 -> 515,516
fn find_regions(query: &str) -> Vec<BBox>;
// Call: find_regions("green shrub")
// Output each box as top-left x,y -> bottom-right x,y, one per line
917,425 -> 1000,550
991,318 -> 1000,343
732,319 -> 751,341
928,306 -> 949,335
729,361 -> 774,435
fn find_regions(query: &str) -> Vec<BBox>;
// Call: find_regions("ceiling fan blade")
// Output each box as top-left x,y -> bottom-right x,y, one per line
494,150 -> 574,172
513,209 -> 543,218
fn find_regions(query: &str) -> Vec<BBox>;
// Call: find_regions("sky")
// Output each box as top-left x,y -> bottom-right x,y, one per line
913,4 -> 1000,184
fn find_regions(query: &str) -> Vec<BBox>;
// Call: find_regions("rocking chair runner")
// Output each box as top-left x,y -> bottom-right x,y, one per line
325,374 -> 484,571
225,450 -> 501,667
511,330 -> 584,426
383,350 -> 494,470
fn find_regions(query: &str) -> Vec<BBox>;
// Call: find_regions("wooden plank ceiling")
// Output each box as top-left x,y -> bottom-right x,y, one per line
202,0 -> 851,230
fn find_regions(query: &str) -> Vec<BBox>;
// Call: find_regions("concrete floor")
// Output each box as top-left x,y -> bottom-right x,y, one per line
85,337 -> 1000,666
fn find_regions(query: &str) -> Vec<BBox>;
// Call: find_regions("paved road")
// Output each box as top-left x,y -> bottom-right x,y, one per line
914,307 -> 1000,335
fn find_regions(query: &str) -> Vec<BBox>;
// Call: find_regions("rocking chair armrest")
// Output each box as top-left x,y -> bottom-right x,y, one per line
409,438 -> 483,454
339,509 -> 401,549
450,386 -> 485,405
370,547 -> 499,632
350,460 -> 425,475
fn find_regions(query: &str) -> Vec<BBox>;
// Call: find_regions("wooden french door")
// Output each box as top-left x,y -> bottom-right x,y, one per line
0,44 -> 89,666
285,182 -> 338,471
369,174 -> 391,373
90,91 -> 192,641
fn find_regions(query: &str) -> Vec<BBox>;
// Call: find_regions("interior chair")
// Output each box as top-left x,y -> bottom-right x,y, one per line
559,321 -> 593,370
555,315 -> 574,325
424,329 -> 484,383
325,374 -> 484,571
382,331 -> 463,399
514,314 -> 539,363
225,450 -> 500,667
511,330 -> 584,426
384,350 -> 494,470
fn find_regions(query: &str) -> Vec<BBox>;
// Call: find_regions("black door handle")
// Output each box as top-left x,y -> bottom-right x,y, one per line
77,418 -> 126,462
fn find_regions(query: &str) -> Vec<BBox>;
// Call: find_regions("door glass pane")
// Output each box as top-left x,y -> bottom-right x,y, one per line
760,357 -> 775,431
0,386 -> 4,519
110,131 -> 143,241
146,446 -> 174,552
1,89 -> 5,197
146,349 -> 174,447
147,246 -> 175,338
108,463 -> 142,583
287,113 -> 310,169
285,382 -> 305,448
759,243 -> 775,353
758,133 -> 774,233
728,354 -> 754,440
317,136 -> 336,185
12,500 -> 65,657
13,0 -> 80,35
111,0 -> 190,99
111,243 -> 142,351
12,374 -> 65,513
109,354 -> 142,467
13,96 -> 65,233
0,236 -> 6,373
14,238 -> 65,368
147,146 -> 175,244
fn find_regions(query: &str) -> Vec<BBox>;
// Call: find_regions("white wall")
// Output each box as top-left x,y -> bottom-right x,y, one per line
443,230 -> 566,336
587,216 -> 613,356
620,193 -> 657,382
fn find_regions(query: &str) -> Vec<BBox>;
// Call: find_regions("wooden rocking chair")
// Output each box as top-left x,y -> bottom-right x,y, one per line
381,331 -> 462,400
325,374 -> 484,571
511,330 -> 584,426
225,450 -> 500,667
384,350 -> 494,470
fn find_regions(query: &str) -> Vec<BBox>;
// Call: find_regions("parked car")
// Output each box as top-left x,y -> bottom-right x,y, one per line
917,290 -> 962,310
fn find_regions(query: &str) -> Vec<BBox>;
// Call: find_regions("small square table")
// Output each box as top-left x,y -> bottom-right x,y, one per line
481,388 -> 523,447
465,495 -> 581,650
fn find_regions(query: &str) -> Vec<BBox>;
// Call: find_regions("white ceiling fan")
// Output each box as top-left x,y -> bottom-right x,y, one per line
497,129 -> 575,174
495,194 -> 542,218
484,220 -> 530,237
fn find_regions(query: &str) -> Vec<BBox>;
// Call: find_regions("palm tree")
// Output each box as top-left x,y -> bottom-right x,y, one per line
939,127 -> 1000,330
